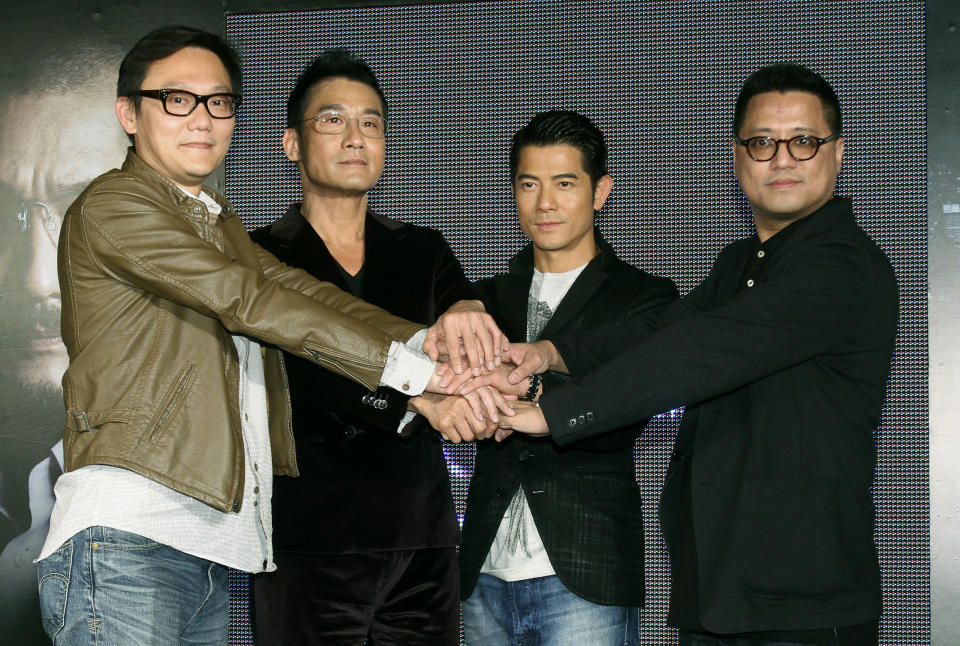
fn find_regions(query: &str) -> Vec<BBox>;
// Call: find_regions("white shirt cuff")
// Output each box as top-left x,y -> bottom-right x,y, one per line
380,333 -> 435,396
407,328 -> 428,353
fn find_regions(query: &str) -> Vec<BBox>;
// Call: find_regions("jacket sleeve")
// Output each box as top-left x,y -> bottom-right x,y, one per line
252,242 -> 426,345
432,232 -> 480,315
551,275 -> 679,377
542,275 -> 679,451
399,233 -> 480,438
542,235 -> 892,446
71,181 -> 422,391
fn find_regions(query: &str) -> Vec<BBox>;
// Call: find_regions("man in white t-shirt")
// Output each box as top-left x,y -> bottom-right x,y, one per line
456,110 -> 677,645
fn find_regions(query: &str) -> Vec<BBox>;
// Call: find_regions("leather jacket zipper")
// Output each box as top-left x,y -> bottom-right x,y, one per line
146,363 -> 198,441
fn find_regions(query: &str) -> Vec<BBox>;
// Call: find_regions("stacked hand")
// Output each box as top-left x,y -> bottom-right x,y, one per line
418,302 -> 563,442
423,299 -> 507,376
408,386 -> 515,443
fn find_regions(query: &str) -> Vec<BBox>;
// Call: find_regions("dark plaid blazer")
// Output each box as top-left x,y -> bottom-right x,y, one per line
459,231 -> 677,606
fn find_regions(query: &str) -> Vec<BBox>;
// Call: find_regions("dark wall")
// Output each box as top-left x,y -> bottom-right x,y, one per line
225,4 -> 927,645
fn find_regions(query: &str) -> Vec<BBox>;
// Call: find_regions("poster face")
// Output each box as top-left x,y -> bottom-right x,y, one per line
0,43 -> 129,644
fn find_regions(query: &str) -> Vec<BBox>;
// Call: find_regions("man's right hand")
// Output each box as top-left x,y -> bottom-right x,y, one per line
408,386 -> 515,443
455,363 -> 536,398
501,341 -> 565,384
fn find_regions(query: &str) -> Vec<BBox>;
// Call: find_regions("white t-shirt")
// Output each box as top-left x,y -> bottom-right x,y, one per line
480,262 -> 587,581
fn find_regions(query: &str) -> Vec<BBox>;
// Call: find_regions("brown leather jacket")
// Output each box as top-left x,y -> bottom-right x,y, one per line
58,150 -> 422,512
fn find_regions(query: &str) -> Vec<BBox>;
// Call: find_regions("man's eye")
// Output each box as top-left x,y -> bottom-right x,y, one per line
322,114 -> 343,124
794,135 -> 813,145
753,137 -> 773,146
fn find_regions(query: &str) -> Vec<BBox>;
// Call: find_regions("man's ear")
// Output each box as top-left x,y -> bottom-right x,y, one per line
282,127 -> 302,162
116,96 -> 137,136
593,174 -> 613,211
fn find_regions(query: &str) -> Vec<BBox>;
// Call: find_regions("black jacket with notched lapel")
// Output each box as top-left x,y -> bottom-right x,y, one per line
459,232 -> 678,605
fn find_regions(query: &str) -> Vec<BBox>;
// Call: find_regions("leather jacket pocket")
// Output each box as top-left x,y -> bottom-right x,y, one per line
145,362 -> 198,442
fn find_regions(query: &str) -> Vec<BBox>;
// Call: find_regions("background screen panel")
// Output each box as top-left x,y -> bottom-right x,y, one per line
225,1 -> 927,643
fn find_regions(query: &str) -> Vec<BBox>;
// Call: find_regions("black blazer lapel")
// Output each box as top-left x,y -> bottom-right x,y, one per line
536,264 -> 607,340
358,214 -> 405,312
490,273 -> 532,343
293,223 -> 352,292
262,203 -> 351,292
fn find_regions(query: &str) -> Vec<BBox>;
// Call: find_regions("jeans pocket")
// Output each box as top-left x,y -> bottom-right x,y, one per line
37,540 -> 73,639
98,526 -> 163,550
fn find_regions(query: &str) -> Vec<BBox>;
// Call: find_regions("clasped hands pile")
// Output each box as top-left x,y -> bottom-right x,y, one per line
410,302 -> 554,443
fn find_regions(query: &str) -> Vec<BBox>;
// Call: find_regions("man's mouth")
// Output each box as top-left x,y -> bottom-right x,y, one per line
768,177 -> 801,189
535,221 -> 562,231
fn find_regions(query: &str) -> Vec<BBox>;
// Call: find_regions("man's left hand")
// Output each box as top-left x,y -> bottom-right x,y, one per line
423,300 -> 508,376
496,400 -> 549,440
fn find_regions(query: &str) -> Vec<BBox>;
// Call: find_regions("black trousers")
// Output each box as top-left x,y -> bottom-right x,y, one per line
253,547 -> 460,646
678,619 -> 880,646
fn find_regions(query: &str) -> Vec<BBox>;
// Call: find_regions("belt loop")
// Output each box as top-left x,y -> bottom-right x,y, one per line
73,411 -> 92,432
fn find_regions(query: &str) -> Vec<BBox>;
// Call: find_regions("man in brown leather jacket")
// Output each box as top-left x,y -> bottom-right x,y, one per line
34,26 -> 505,645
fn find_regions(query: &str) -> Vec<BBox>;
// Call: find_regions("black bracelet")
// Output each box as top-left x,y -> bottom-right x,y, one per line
521,372 -> 543,401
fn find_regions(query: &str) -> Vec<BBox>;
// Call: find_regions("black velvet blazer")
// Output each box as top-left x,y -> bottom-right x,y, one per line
251,205 -> 475,552
458,232 -> 678,606
543,198 -> 898,632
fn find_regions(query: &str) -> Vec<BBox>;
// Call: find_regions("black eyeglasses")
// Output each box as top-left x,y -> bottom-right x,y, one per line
138,89 -> 241,119
735,133 -> 840,162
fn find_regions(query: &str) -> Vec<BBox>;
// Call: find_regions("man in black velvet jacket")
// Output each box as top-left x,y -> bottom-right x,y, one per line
457,111 -> 677,645
488,65 -> 898,645
250,49 -> 510,646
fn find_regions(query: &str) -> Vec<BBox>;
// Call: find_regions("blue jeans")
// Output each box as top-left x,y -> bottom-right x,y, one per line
462,574 -> 639,646
36,526 -> 228,645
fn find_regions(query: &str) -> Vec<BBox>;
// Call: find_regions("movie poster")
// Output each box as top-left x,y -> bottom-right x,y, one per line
0,4 -> 221,642
928,0 -> 960,643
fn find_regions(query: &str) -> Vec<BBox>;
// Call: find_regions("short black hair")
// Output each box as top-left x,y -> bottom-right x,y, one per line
117,25 -> 242,110
286,49 -> 386,129
509,110 -> 608,188
733,63 -> 841,137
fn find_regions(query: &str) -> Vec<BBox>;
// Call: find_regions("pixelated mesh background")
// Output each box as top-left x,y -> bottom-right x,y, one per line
224,1 -> 927,643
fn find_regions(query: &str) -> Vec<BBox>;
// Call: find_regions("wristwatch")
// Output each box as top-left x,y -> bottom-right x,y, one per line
520,372 -> 543,402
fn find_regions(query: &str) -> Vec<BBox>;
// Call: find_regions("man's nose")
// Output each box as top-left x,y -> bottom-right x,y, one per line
536,187 -> 557,211
342,118 -> 368,148
24,207 -> 60,299
770,140 -> 798,169
187,102 -> 215,130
